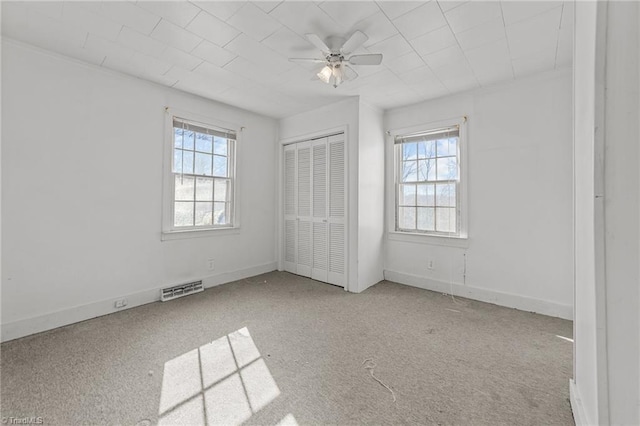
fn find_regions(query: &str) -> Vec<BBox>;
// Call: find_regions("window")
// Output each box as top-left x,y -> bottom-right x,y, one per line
170,117 -> 236,230
395,125 -> 461,236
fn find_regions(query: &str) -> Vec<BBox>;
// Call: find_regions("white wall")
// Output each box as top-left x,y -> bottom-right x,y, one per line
600,2 -> 639,424
278,97 -> 360,291
384,69 -> 574,319
1,40 -> 278,341
571,2 -> 604,424
357,101 -> 384,292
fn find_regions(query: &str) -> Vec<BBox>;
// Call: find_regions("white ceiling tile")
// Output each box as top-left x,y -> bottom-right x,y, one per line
117,26 -> 167,57
227,2 -> 282,42
512,47 -> 556,78
397,65 -> 439,85
385,51 -> 424,75
261,26 -> 317,59
376,1 -> 423,20
136,1 -> 200,28
159,46 -> 203,71
192,61 -> 254,89
86,33 -> 135,63
501,1 -> 563,26
269,2 -> 344,39
409,25 -> 457,56
131,51 -> 174,76
191,40 -> 237,67
24,8 -> 88,50
224,34 -> 293,74
393,1 -> 447,40
444,1 -> 502,34
62,2 -> 122,41
456,16 -> 505,51
464,37 -> 513,85
252,1 -> 282,14
27,1 -> 64,20
173,68 -> 230,96
190,1 -> 247,21
423,44 -> 465,69
506,6 -> 561,59
151,19 -> 202,52
1,2 -> 29,39
318,1 -> 379,30
438,1 -> 467,13
223,56 -> 282,86
432,59 -> 478,92
354,11 -> 398,48
99,2 -> 162,36
555,26 -> 572,68
560,1 -> 574,30
186,11 -> 240,47
368,33 -> 413,61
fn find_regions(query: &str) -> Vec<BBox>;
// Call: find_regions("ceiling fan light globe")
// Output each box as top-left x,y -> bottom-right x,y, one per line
317,66 -> 332,84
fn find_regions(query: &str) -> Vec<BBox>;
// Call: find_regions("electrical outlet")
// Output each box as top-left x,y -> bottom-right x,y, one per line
114,298 -> 127,309
427,260 -> 435,270
207,259 -> 215,270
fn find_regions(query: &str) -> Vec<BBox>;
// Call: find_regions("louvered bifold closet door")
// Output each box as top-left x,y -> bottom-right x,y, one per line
311,138 -> 328,282
296,141 -> 313,278
328,134 -> 346,287
283,145 -> 297,273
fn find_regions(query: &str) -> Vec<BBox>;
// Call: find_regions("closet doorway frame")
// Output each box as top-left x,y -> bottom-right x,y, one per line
277,125 -> 350,292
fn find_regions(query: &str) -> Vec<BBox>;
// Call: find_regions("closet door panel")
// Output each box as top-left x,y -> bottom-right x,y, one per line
283,145 -> 297,273
296,142 -> 312,277
311,139 -> 328,281
327,135 -> 346,287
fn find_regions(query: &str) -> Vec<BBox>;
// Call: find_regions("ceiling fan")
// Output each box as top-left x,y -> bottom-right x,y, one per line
289,31 -> 383,88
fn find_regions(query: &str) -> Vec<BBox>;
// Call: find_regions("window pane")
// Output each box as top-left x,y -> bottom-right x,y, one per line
195,202 -> 213,226
195,152 -> 213,176
183,130 -> 195,150
173,149 -> 182,173
437,138 -> 455,156
213,202 -> 227,225
402,160 -> 417,182
398,207 -> 416,230
196,133 -> 213,153
174,202 -> 194,227
214,137 -> 228,155
175,175 -> 195,201
436,207 -> 456,233
213,155 -> 228,177
174,128 -> 183,148
400,184 -> 416,206
437,157 -> 457,180
448,138 -> 458,156
417,184 -> 435,206
436,183 -> 456,207
417,207 -> 435,231
417,140 -> 436,159
214,179 -> 228,202
196,177 -> 213,201
182,151 -> 194,174
402,142 -> 417,160
418,159 -> 436,181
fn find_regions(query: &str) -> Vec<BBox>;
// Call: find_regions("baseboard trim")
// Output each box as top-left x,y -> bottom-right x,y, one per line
1,262 -> 277,343
569,379 -> 589,426
383,269 -> 573,320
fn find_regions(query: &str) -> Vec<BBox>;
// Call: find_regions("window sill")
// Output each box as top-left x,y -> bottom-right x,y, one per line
161,227 -> 240,241
387,231 -> 469,248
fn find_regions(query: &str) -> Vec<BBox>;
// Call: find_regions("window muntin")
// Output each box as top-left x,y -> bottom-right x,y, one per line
395,126 -> 460,235
172,118 -> 235,229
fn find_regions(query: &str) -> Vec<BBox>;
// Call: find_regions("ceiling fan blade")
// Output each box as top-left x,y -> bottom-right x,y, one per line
348,54 -> 383,66
289,58 -> 326,64
305,33 -> 331,53
341,30 -> 368,54
344,64 -> 359,80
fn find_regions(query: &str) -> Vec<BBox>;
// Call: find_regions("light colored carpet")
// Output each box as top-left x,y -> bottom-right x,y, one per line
1,272 -> 574,425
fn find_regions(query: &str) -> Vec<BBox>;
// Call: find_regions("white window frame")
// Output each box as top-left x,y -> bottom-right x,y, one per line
386,117 -> 468,245
162,107 -> 240,240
